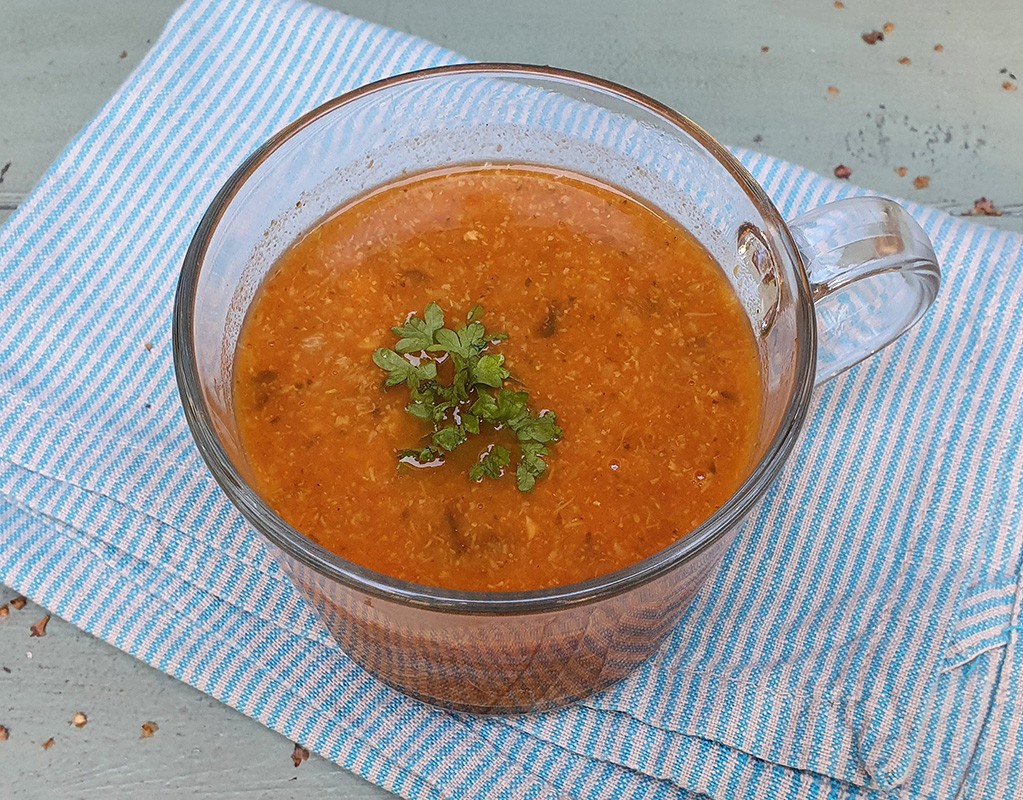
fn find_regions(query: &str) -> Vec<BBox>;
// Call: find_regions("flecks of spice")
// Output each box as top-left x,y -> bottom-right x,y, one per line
862,31 -> 884,45
41,737 -> 55,750
71,712 -> 88,729
119,50 -> 128,60
752,134 -> 763,143
1003,81 -> 1018,92
1000,68 -> 1018,80
833,164 -> 853,180
144,341 -> 153,352
30,615 -> 50,637
10,596 -> 27,610
291,743 -> 310,767
913,175 -> 931,190
140,721 -> 159,738
0,162 -> 10,184
0,605 -> 8,619
933,43 -> 944,52
896,166 -> 908,177
883,22 -> 895,34
761,46 -> 770,53
827,85 -> 840,96
834,1 -> 844,7
898,57 -> 911,66
968,197 -> 1002,217
0,725 -> 9,741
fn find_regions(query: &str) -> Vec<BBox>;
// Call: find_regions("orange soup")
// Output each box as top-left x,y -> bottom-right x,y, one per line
233,165 -> 761,591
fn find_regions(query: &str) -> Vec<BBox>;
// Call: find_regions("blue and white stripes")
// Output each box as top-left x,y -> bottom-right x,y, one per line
1,1 -> 1021,797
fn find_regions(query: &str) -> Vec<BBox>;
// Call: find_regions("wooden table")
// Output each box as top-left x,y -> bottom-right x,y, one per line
1,1 -> 1020,796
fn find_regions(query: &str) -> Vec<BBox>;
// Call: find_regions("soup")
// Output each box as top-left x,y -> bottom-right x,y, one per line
233,165 -> 761,592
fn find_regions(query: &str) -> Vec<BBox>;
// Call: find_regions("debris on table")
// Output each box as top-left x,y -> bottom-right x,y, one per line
71,712 -> 89,729
966,197 -> 1003,216
883,22 -> 895,34
0,725 -> 9,741
895,166 -> 908,177
934,43 -> 944,53
833,164 -> 852,180
1003,81 -> 1018,92
0,162 -> 10,184
30,615 -> 50,637
898,57 -> 911,66
833,1 -> 844,8
913,176 -> 931,189
0,605 -> 8,619
140,721 -> 160,738
862,31 -> 884,45
41,737 -> 55,750
291,742 -> 310,767
827,85 -> 840,96
10,596 -> 27,610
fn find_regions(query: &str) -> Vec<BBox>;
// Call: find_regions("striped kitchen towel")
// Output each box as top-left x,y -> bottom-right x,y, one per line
1,0 -> 1021,797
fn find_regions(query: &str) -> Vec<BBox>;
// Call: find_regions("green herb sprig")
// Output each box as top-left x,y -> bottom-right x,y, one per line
372,302 -> 561,492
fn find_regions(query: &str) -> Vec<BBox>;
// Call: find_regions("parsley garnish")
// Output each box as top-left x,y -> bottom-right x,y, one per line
372,302 -> 562,491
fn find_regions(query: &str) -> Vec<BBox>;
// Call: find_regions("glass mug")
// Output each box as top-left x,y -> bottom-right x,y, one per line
173,65 -> 939,713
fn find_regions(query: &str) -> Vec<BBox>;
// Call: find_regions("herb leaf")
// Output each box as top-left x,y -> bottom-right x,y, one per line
517,441 -> 552,492
472,353 -> 509,388
469,444 -> 512,482
432,425 -> 467,452
374,303 -> 562,492
372,348 -> 433,388
511,410 -> 561,444
391,302 -> 445,353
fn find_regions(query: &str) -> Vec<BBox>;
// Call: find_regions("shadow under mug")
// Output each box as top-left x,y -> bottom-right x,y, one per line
173,64 -> 940,713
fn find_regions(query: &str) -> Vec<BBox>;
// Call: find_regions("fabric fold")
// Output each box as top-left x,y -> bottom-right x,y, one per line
2,1 -> 1021,798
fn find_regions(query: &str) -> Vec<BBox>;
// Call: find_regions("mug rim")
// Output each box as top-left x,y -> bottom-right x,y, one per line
172,63 -> 817,615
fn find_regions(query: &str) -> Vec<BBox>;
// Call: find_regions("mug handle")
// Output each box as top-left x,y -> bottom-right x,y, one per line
787,197 -> 941,385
